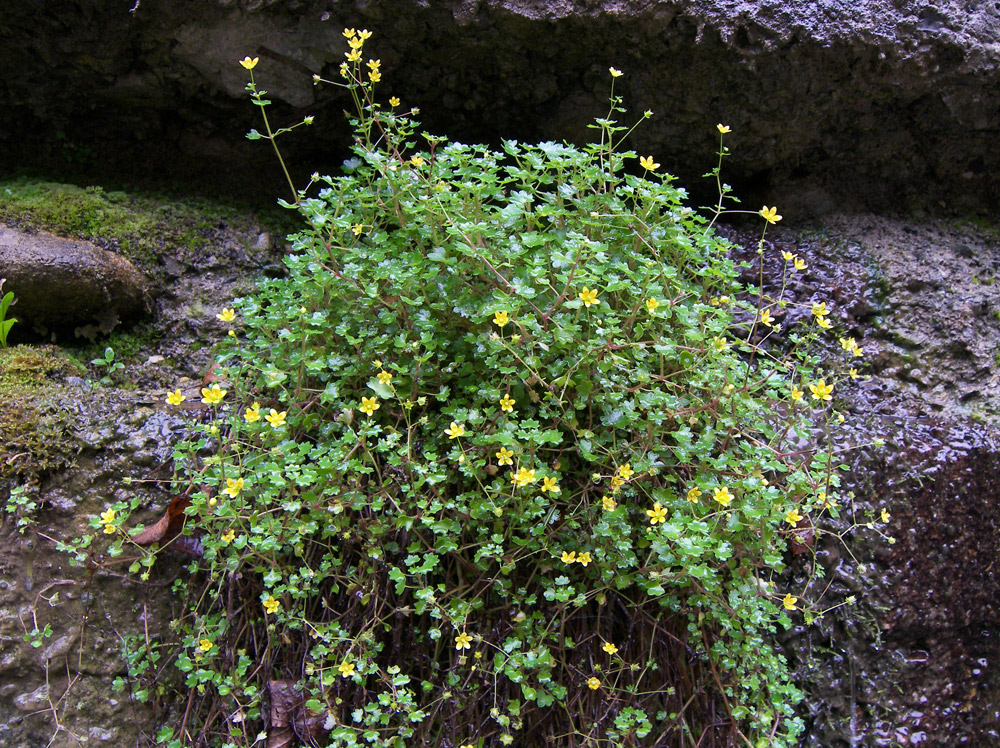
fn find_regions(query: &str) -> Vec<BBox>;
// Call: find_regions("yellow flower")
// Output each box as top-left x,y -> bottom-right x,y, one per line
811,302 -> 830,320
540,476 -> 560,494
492,310 -> 510,327
851,343 -> 863,358
360,396 -> 380,416
881,508 -> 890,522
782,251 -> 795,262
346,48 -> 362,62
759,308 -> 773,327
785,508 -> 803,526
817,317 -> 832,330
409,155 -> 425,167
338,660 -> 355,678
639,155 -> 660,171
358,29 -> 372,40
602,641 -> 618,655
839,336 -> 856,352
587,676 -> 601,690
265,409 -> 287,428
389,96 -> 400,107
759,206 -> 782,224
496,447 -> 514,466
244,403 -> 261,423
216,307 -> 236,322
717,123 -> 731,134
445,422 -> 465,439
349,37 -> 364,50
512,467 -> 536,487
711,337 -> 729,353
369,70 -> 381,83
849,368 -> 859,380
222,477 -> 244,498
167,389 -> 186,406
809,380 -> 834,401
609,67 -> 623,77
367,58 -> 380,72
263,596 -> 280,614
601,495 -> 617,511
794,257 -> 807,271
686,486 -> 702,503
499,394 -> 515,412
377,371 -> 392,385
617,463 -> 634,480
455,632 -> 473,650
199,638 -> 213,652
579,287 -> 599,308
782,593 -> 797,611
352,224 -> 364,236
714,486 -> 733,507
561,550 -> 577,564
239,56 -> 258,70
645,297 -> 659,313
221,529 -> 236,544
100,508 -> 116,534
577,551 -> 592,566
343,27 -> 356,39
646,501 -> 667,524
610,474 -> 625,492
201,384 -> 226,405
790,387 -> 804,402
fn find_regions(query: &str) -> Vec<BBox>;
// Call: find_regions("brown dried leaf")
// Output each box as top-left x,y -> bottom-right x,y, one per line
267,679 -> 328,748
131,495 -> 190,546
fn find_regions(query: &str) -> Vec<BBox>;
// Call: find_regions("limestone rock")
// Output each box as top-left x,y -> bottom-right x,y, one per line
1,1 -> 999,213
0,227 -> 149,338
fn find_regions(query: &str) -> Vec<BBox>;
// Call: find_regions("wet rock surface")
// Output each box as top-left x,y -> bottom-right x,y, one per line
727,215 -> 1000,746
0,388 -> 184,748
2,0 -> 1000,213
0,226 -> 150,337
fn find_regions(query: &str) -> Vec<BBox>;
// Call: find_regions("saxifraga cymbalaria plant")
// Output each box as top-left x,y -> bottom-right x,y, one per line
75,31 -> 888,748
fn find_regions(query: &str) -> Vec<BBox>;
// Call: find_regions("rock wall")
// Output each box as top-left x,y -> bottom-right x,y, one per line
2,0 -> 1000,213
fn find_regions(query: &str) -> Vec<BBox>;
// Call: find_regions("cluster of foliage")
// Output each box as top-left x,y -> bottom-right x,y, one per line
0,278 -> 16,347
69,32 -> 878,748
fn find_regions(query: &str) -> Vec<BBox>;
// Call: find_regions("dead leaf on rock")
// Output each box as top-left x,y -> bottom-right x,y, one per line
267,679 -> 328,748
131,494 -> 190,546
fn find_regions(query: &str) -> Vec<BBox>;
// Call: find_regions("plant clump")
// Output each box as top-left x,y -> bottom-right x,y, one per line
77,33 -> 881,748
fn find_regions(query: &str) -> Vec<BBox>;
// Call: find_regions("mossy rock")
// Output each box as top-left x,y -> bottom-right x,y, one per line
0,345 -> 84,488
0,177 -> 293,274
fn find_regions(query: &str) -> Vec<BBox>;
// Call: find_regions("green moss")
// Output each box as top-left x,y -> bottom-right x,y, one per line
0,345 -> 83,486
0,177 -> 294,271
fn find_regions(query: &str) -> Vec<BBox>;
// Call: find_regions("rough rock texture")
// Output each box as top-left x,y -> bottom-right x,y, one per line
0,227 -> 150,337
2,0 -> 1000,214
727,216 -> 1000,746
